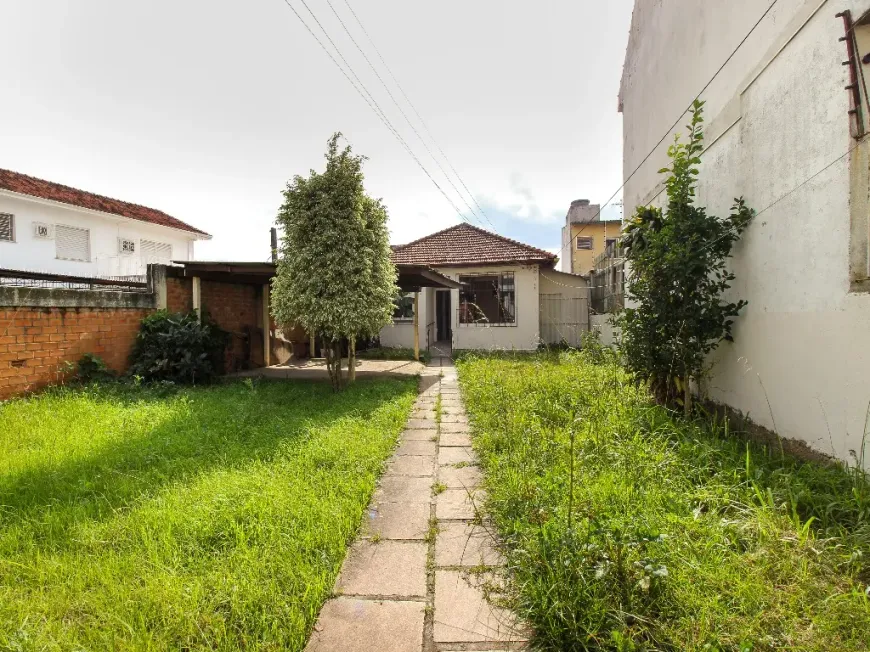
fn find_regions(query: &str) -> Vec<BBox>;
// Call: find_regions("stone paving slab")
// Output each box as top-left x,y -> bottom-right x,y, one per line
436,488 -> 484,520
373,476 -> 433,504
439,464 -> 483,489
436,522 -> 502,567
434,570 -> 528,644
338,540 -> 427,598
411,409 -> 436,420
441,405 -> 466,415
441,422 -> 471,434
406,418 -> 437,430
364,502 -> 429,540
439,446 -> 476,466
441,431 -> 473,447
384,455 -> 434,477
441,414 -> 470,424
402,428 -> 438,441
396,440 -> 437,456
305,598 -> 424,652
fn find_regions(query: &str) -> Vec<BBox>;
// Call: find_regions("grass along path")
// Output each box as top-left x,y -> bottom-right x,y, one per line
457,352 -> 870,651
0,378 -> 417,651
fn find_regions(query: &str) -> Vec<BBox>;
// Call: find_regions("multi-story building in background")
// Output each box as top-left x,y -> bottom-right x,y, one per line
559,199 -> 621,275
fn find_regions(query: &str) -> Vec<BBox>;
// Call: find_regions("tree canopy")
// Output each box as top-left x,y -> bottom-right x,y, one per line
271,133 -> 397,389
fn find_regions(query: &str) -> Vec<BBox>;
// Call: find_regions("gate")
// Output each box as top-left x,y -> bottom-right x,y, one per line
539,294 -> 589,347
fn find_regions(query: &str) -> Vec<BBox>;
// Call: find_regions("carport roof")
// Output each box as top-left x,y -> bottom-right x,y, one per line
169,261 -> 461,291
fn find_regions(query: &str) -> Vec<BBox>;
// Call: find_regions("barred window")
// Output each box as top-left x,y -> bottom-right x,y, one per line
458,273 -> 516,325
576,237 -> 594,250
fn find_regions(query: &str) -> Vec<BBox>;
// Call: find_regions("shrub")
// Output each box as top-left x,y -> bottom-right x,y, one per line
129,311 -> 228,385
74,353 -> 115,383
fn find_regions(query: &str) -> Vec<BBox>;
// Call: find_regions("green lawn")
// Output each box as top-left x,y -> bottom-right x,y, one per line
457,352 -> 870,651
0,378 -> 417,651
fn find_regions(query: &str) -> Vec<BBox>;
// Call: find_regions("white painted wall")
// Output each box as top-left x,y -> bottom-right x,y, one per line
620,0 -> 870,466
0,192 -> 198,276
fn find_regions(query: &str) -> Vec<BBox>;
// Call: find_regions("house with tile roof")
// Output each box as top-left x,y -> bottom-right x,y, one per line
383,223 -> 589,352
0,169 -> 210,277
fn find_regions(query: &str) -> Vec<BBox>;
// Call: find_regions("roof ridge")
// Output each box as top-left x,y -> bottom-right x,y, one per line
393,222 -> 555,260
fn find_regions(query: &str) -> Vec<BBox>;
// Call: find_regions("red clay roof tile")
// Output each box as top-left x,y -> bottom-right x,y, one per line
0,168 -> 209,237
391,223 -> 556,267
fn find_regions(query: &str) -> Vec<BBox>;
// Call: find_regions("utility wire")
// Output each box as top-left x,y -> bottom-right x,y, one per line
278,0 -> 475,225
325,0 -> 495,231
559,0 -> 781,264
337,0 -> 497,231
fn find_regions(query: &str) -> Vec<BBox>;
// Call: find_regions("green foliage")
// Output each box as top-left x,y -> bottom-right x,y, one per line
271,133 -> 398,390
619,101 -> 753,410
129,310 -> 229,385
0,378 -> 417,650
457,353 -> 870,651
74,353 -> 115,383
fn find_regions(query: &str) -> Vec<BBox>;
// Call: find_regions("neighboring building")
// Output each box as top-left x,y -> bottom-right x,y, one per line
383,223 -> 588,351
0,169 -> 210,277
560,199 -> 621,275
619,1 -> 870,465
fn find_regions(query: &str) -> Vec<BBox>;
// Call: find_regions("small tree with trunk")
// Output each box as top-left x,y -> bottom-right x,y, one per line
618,101 -> 753,414
271,134 -> 397,390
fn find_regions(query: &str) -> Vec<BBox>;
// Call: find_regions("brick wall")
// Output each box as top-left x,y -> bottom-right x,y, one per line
160,275 -> 266,371
202,280 -> 264,371
166,277 -> 192,313
0,307 -> 149,400
0,266 -> 271,401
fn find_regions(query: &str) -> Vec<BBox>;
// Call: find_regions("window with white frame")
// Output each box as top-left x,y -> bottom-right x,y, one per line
393,292 -> 415,321
55,224 -> 90,261
458,272 -> 516,325
0,213 -> 14,242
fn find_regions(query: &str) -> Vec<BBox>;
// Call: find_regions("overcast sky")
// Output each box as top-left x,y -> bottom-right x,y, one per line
1,0 -> 633,264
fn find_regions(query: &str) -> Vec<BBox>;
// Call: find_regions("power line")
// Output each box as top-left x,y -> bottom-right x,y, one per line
325,0 -> 496,231
559,0 -> 781,265
337,0 -> 497,231
277,0 -> 475,225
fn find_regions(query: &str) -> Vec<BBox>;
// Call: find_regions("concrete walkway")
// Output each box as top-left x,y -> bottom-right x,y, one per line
306,357 -> 528,652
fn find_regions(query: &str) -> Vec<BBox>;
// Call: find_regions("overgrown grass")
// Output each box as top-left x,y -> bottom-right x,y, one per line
0,378 -> 417,650
457,352 -> 870,651
358,346 -> 431,364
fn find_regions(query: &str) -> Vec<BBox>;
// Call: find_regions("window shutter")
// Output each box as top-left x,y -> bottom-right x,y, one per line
55,224 -> 91,261
0,213 -> 13,242
140,239 -> 173,265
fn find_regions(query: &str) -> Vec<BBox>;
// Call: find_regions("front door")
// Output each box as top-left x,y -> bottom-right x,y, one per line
436,290 -> 452,342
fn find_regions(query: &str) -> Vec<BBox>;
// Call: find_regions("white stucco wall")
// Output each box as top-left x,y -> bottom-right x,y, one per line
620,0 -> 870,465
0,192 -> 198,276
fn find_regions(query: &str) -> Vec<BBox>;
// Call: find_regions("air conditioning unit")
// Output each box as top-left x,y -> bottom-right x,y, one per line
32,222 -> 53,239
119,238 -> 136,254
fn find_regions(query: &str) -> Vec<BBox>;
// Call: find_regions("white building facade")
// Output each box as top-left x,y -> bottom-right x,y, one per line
0,169 -> 209,277
619,0 -> 870,465
382,224 -> 588,352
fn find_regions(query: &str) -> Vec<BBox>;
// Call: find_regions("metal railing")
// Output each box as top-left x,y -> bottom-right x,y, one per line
593,241 -> 625,270
0,268 -> 150,293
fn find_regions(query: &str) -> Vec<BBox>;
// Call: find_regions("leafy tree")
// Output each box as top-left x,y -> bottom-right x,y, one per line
619,101 -> 753,414
271,134 -> 397,390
